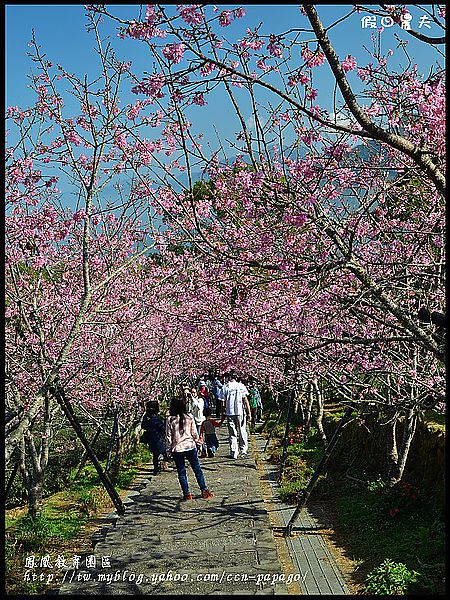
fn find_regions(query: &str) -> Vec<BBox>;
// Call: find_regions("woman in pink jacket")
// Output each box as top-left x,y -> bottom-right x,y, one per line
166,396 -> 214,501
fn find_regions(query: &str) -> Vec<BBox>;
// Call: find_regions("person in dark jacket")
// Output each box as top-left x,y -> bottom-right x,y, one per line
141,401 -> 169,475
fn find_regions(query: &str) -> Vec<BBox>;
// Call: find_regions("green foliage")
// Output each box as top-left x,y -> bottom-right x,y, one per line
267,404 -> 444,593
335,480 -> 444,593
367,477 -> 386,493
276,426 -> 324,502
364,559 -> 420,595
6,433 -> 150,595
44,443 -> 85,495
270,423 -> 287,439
10,509 -> 87,552
70,463 -> 102,489
279,479 -> 307,502
384,176 -> 436,222
166,242 -> 187,256
423,410 -> 445,430
124,438 -> 152,467
111,466 -> 138,489
192,179 -> 215,203
5,536 -> 43,595
77,487 -> 107,516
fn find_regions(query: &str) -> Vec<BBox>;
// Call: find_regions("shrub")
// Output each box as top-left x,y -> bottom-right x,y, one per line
112,466 -> 138,489
367,477 -> 386,493
77,487 -> 107,516
279,480 -> 307,503
364,559 -> 420,595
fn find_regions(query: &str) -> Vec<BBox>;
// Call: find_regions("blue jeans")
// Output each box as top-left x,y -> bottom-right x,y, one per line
206,433 -> 219,456
172,448 -> 207,496
149,442 -> 167,474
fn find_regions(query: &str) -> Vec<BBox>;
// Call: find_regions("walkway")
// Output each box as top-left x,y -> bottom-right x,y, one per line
57,425 -> 349,595
58,425 -> 288,595
253,433 -> 350,595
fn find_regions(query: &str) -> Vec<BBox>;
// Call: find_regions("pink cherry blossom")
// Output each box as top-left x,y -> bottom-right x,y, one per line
341,55 -> 357,72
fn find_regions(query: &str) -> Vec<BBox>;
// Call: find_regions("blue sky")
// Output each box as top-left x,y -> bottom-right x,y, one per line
6,4 -> 443,108
5,4 -> 444,189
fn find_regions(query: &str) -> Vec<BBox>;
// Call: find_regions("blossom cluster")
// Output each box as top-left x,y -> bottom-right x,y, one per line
162,43 -> 185,64
301,47 -> 325,68
288,426 -> 305,446
131,73 -> 166,99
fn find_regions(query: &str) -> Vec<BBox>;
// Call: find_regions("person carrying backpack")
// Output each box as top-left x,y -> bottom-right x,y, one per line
248,381 -> 262,426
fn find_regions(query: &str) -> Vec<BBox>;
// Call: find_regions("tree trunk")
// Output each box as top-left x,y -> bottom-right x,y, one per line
387,408 -> 417,487
5,393 -> 45,464
126,422 -> 142,456
28,478 -> 44,518
17,394 -> 53,517
110,432 -> 126,480
385,416 -> 399,480
105,409 -> 119,475
292,385 -> 301,417
312,378 -> 327,447
304,382 -> 314,434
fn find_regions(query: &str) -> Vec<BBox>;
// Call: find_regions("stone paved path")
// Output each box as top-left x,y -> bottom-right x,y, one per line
253,434 -> 350,595
58,426 -> 288,595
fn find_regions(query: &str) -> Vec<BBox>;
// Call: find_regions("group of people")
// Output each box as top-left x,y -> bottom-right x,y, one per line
140,370 -> 263,501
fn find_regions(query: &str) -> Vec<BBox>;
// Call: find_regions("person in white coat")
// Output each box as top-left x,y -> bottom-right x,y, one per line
221,372 -> 251,459
185,387 -> 206,453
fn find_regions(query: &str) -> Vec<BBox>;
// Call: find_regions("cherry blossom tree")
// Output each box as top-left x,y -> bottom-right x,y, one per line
5,4 -> 445,514
95,3 -> 445,486
5,21 -> 177,514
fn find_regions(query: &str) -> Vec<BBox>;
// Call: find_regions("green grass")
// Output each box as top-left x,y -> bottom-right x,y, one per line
422,410 -> 445,431
264,416 -> 445,595
275,428 -> 325,502
279,479 -> 309,502
68,443 -> 151,491
5,503 -> 91,595
333,480 -> 445,593
9,508 -> 88,552
336,482 -> 444,565
6,441 -> 152,595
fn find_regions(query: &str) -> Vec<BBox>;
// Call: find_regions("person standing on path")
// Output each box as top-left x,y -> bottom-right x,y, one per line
212,373 -> 224,418
199,407 -> 224,457
197,379 -> 211,412
248,380 -> 263,427
141,401 -> 170,475
221,371 -> 251,459
166,396 -> 214,500
185,387 -> 206,455
185,387 -> 205,436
